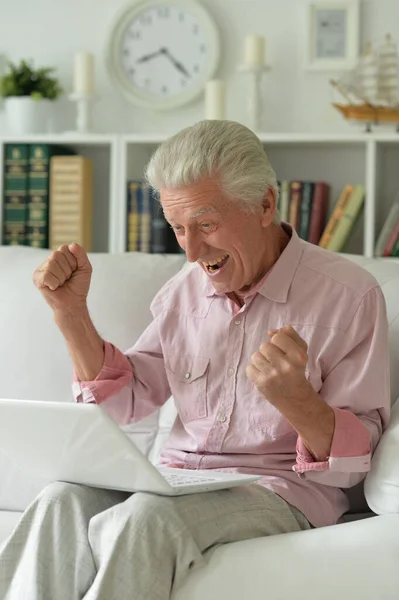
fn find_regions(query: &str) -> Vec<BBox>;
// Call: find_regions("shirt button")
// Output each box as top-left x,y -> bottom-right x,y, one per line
228,367 -> 235,376
235,319 -> 241,325
185,372 -> 191,380
218,414 -> 227,423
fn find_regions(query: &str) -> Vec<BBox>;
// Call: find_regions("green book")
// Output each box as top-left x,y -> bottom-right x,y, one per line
392,236 -> 399,257
298,181 -> 315,240
326,185 -> 366,252
2,144 -> 29,245
27,144 -> 74,248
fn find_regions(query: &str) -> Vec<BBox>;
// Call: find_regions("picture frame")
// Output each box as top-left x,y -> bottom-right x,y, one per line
304,0 -> 360,71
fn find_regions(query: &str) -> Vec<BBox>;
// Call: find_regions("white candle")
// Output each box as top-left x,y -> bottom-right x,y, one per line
205,80 -> 226,120
73,51 -> 94,94
244,35 -> 266,67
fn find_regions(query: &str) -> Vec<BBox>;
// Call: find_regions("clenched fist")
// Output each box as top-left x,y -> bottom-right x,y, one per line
246,325 -> 310,407
33,243 -> 92,313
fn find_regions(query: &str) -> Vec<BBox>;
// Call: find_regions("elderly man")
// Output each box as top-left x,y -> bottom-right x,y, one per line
0,120 -> 390,600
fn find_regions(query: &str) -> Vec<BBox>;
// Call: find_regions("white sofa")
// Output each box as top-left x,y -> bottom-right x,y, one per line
1,245 -> 399,600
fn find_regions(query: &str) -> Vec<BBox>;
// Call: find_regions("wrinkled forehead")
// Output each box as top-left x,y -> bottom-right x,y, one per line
160,183 -> 228,222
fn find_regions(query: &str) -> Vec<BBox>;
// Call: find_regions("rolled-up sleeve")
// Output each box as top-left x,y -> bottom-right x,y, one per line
293,285 -> 390,487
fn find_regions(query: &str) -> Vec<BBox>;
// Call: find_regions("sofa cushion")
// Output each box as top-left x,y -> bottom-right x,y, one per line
364,397 -> 399,515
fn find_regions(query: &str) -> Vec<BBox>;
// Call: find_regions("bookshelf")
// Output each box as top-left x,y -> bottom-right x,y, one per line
1,132 -> 399,256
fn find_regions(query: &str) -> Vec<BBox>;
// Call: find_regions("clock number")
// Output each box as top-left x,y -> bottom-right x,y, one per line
193,64 -> 200,73
145,78 -> 151,88
129,30 -> 141,40
179,12 -> 185,22
140,14 -> 152,25
123,49 -> 130,56
193,24 -> 199,34
162,85 -> 168,94
200,44 -> 206,54
158,7 -> 170,18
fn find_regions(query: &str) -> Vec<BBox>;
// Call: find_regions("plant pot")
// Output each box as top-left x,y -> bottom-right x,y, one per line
4,96 -> 53,135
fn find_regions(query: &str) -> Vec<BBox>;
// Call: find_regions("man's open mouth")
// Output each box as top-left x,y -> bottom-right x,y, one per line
203,254 -> 229,272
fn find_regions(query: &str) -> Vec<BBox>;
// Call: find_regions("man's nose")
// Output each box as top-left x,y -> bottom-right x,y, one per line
183,231 -> 206,263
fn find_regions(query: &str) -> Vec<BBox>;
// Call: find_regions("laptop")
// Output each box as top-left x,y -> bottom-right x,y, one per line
0,399 -> 260,496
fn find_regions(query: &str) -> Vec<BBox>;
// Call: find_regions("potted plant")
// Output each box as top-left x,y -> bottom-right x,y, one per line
0,59 -> 63,134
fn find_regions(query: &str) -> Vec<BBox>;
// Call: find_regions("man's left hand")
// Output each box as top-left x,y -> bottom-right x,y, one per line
246,325 -> 311,407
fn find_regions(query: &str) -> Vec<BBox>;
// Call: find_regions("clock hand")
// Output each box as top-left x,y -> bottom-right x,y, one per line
136,49 -> 163,63
162,48 -> 191,77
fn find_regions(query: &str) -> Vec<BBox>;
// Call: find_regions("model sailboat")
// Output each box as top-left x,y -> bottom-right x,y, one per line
330,34 -> 399,130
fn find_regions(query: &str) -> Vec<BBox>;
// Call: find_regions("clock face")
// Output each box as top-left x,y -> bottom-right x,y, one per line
121,6 -> 208,100
107,0 -> 220,109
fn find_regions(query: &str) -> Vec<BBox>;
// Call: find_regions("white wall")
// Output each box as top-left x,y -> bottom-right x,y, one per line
0,0 -> 399,135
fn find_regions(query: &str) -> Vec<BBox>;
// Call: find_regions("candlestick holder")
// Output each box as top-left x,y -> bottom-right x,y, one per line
68,92 -> 97,134
237,64 -> 270,132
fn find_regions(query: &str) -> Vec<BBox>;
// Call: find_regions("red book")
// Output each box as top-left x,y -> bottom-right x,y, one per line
382,216 -> 399,256
307,182 -> 330,245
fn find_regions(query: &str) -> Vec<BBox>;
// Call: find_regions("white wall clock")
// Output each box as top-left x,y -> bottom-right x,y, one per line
106,0 -> 221,110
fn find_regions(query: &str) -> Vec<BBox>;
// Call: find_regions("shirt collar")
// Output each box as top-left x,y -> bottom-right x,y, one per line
199,223 -> 303,303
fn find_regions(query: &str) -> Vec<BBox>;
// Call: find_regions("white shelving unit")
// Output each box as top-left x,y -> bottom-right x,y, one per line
0,134 -> 119,252
2,132 -> 399,256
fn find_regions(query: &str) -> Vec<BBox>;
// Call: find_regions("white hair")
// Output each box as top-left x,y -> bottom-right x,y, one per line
145,120 -> 280,223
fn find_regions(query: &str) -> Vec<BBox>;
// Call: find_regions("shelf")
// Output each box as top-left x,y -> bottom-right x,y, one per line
0,134 -> 118,145
1,133 -> 399,256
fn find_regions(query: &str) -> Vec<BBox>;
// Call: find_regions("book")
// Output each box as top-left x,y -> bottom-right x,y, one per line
392,236 -> 399,257
375,201 -> 399,257
150,189 -> 181,254
2,144 -> 29,245
27,144 -> 75,248
278,180 -> 290,222
318,184 -> 354,248
49,156 -> 93,251
298,181 -> 314,240
307,182 -> 330,245
288,181 -> 302,231
127,181 -> 140,252
382,216 -> 399,257
326,185 -> 366,252
139,182 -> 152,253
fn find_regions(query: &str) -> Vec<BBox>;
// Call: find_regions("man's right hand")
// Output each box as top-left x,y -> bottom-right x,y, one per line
33,243 -> 92,313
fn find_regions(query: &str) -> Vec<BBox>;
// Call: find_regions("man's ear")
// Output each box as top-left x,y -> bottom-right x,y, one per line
261,187 -> 277,227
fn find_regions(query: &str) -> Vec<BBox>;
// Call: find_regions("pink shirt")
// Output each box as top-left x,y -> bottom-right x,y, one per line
73,226 -> 390,527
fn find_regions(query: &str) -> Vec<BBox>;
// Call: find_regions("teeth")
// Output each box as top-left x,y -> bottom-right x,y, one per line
204,254 -> 228,267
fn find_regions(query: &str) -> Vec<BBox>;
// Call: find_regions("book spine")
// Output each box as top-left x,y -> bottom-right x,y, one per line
326,185 -> 366,252
307,182 -> 329,245
150,188 -> 169,253
127,181 -> 140,252
27,145 -> 51,248
279,180 -> 290,222
298,182 -> 314,240
375,202 -> 399,257
288,181 -> 302,231
318,184 -> 354,248
139,182 -> 152,253
49,156 -> 93,251
382,217 -> 399,257
2,144 -> 29,245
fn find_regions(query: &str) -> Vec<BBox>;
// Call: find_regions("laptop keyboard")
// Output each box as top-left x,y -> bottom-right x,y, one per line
161,472 -> 219,487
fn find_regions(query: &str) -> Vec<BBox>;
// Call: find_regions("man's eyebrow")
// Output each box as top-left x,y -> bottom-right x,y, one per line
167,207 -> 217,223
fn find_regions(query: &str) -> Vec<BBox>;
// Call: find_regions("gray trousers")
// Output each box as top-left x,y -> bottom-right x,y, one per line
0,481 -> 310,600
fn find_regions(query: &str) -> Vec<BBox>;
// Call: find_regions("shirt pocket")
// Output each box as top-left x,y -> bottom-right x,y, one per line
165,355 -> 210,422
